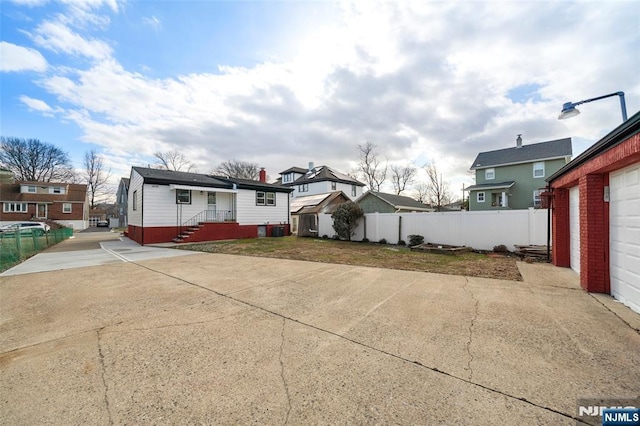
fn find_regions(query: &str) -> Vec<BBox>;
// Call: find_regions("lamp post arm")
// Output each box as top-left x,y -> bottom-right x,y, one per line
572,91 -> 627,121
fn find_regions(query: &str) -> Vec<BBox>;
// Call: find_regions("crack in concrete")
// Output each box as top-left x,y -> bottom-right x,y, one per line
588,294 -> 640,335
279,318 -> 292,425
97,328 -> 114,425
122,308 -> 258,333
462,277 -> 479,382
133,261 -> 589,424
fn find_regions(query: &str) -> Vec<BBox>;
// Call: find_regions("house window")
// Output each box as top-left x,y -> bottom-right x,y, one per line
485,168 -> 495,180
299,184 -> 308,193
477,192 -> 485,203
63,203 -> 72,213
533,190 -> 542,208
266,192 -> 275,206
533,162 -> 545,178
27,186 -> 36,193
283,173 -> 293,183
50,186 -> 63,194
3,202 -> 28,213
256,191 -> 276,206
351,185 -> 356,197
331,181 -> 337,190
176,189 -> 191,204
133,190 -> 137,211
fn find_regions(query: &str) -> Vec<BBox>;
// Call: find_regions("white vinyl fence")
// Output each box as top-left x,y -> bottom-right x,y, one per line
318,208 -> 550,251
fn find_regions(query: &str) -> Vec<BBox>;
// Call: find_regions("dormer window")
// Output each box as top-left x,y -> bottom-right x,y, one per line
49,186 -> 65,195
27,186 -> 36,193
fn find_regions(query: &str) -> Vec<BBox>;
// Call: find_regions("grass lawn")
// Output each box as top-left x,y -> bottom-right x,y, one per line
178,236 -> 522,281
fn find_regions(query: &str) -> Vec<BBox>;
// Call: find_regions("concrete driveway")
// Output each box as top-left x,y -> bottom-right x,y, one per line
1,239 -> 639,425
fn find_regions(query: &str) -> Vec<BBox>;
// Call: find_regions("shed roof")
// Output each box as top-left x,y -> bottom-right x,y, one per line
358,191 -> 432,211
470,138 -> 572,170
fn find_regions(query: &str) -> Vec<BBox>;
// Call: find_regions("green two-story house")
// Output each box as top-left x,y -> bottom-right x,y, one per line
466,136 -> 572,210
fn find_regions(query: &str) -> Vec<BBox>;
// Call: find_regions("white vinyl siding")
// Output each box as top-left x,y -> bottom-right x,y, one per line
236,190 -> 289,226
128,170 -> 144,226
292,180 -> 362,200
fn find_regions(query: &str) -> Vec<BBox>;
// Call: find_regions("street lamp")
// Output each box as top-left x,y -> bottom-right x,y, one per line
558,91 -> 628,121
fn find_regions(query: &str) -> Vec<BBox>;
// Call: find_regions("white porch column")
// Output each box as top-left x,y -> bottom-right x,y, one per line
502,191 -> 508,207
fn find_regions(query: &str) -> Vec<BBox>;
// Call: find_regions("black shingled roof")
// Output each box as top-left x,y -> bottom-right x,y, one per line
132,167 -> 292,192
359,191 -> 431,210
470,138 -> 572,170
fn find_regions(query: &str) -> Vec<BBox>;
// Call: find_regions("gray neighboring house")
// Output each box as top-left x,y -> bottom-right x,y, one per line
357,191 -> 434,213
116,177 -> 129,228
466,136 -> 572,210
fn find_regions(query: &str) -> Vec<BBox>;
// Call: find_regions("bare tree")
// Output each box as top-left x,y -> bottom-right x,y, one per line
357,141 -> 387,192
412,183 -> 430,204
84,149 -> 113,208
424,163 -> 452,211
153,149 -> 195,172
390,164 -> 416,195
213,159 -> 260,180
0,136 -> 75,182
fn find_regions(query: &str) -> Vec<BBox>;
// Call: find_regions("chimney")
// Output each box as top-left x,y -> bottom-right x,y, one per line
259,167 -> 266,183
308,161 -> 314,171
516,134 -> 523,149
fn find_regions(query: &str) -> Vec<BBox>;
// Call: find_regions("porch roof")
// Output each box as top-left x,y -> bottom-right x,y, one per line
465,181 -> 515,191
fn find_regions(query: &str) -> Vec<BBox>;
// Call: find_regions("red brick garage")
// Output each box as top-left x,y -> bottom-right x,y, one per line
548,111 -> 640,313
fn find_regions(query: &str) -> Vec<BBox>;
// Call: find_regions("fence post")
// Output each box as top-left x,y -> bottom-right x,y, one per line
398,215 -> 402,244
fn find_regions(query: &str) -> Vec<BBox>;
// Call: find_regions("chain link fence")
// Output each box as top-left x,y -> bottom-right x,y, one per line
0,228 -> 73,272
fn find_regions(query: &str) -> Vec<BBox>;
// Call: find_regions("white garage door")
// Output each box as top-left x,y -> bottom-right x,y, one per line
569,186 -> 581,274
610,162 -> 640,314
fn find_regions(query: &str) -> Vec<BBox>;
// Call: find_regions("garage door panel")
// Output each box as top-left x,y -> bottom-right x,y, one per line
569,186 -> 580,274
610,162 -> 640,314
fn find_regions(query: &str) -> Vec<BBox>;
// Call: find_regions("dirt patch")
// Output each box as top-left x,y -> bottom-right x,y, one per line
178,236 -> 522,281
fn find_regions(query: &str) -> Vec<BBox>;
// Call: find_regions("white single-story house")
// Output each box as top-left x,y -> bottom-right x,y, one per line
127,167 -> 293,245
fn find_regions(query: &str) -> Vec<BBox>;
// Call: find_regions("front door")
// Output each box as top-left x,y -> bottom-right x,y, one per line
207,192 -> 217,221
37,203 -> 47,219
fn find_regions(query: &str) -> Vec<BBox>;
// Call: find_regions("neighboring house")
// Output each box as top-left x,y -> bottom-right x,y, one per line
0,181 -> 89,230
356,191 -> 434,213
466,136 -> 572,210
279,163 -> 365,200
290,191 -> 350,237
0,168 -> 13,184
127,167 -> 293,245
548,111 -> 640,314
116,177 -> 129,228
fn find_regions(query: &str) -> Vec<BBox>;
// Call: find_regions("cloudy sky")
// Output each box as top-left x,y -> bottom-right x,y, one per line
1,0 -> 638,197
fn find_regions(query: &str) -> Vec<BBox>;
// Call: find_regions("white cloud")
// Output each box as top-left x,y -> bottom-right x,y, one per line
0,41 -> 48,72
142,16 -> 161,31
10,1 -> 640,192
29,20 -> 113,59
19,95 -> 63,117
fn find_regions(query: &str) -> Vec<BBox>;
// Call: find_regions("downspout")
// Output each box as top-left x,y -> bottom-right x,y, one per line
141,184 -> 144,245
546,184 -> 551,262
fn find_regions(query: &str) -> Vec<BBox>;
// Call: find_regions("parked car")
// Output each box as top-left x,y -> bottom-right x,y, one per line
96,220 -> 109,228
0,222 -> 50,236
